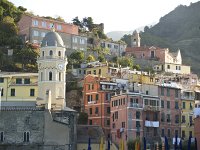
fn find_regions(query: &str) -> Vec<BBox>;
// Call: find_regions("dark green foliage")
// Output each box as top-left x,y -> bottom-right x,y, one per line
78,112 -> 88,125
121,34 -> 132,47
98,54 -> 106,62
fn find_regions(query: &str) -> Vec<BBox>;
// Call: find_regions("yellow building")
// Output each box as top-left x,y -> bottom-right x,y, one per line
181,90 -> 195,140
0,72 -> 38,103
75,61 -> 109,78
130,73 -> 155,85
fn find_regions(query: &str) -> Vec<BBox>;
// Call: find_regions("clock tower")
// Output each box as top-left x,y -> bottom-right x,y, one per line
37,30 -> 67,109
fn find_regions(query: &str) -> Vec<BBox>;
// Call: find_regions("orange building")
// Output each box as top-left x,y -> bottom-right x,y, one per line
83,74 -> 117,137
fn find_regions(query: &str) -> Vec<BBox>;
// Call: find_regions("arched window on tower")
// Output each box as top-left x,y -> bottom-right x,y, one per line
42,51 -> 44,57
58,51 -> 61,57
49,71 -> 52,81
49,50 -> 53,56
41,72 -> 43,81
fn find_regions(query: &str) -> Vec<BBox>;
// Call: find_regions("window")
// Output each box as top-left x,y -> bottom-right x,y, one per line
42,21 -> 46,27
95,107 -> 99,114
42,51 -> 44,57
87,95 -> 92,102
24,78 -> 30,84
175,102 -> 179,109
95,94 -> 99,101
167,65 -> 170,69
23,132 -> 30,142
0,78 -> 4,83
30,89 -> 35,96
49,23 -> 54,29
73,37 -> 77,43
93,70 -> 96,75
89,120 -> 92,125
182,130 -> 185,138
80,38 -> 85,44
58,51 -> 61,57
33,30 -> 39,36
182,116 -> 186,123
136,121 -> 140,127
167,114 -> 170,122
175,115 -> 179,123
115,111 -> 118,119
41,32 -> 46,37
161,129 -> 165,137
146,90 -> 149,95
182,102 -> 186,109
16,78 -> 22,84
167,101 -> 170,109
49,72 -> 52,81
92,84 -> 94,90
107,107 -> 110,114
106,93 -> 111,101
41,72 -> 43,81
123,98 -> 125,105
11,88 -> 15,96
122,122 -> 125,128
89,108 -> 92,115
59,72 -> 61,81
161,113 -> 165,122
175,130 -> 178,136
49,50 -> 53,56
107,120 -> 110,126
1,88 -> 3,96
161,100 -> 164,108
167,88 -> 170,96
189,131 -> 192,137
0,132 -> 4,142
175,89 -> 179,98
99,69 -> 101,75
189,116 -> 193,126
57,24 -> 62,30
190,102 -> 193,110
32,20 -> 38,26
136,111 -> 140,119
161,87 -> 164,96
167,129 -> 171,137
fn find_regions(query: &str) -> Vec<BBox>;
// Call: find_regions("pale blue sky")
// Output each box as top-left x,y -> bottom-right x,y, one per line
9,0 -> 200,33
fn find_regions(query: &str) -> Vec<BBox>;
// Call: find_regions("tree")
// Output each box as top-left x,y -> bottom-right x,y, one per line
98,54 -> 105,62
86,55 -> 95,62
78,112 -> 88,124
69,51 -> 84,64
72,16 -> 83,30
118,56 -> 134,68
121,34 -> 132,47
82,17 -> 94,31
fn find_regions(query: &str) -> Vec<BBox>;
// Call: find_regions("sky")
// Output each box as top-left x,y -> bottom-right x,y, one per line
9,0 -> 200,33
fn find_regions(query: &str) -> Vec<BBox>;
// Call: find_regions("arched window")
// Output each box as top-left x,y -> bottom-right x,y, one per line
42,51 -> 44,57
41,72 -> 43,81
49,50 -> 53,56
59,72 -> 61,81
58,51 -> 61,57
49,71 -> 52,81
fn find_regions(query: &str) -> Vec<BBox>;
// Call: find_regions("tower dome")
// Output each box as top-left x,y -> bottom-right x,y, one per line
41,31 -> 64,47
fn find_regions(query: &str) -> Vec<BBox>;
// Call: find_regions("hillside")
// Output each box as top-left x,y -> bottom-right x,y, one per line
140,1 -> 200,75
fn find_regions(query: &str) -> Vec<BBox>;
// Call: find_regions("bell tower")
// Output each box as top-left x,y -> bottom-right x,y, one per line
37,30 -> 68,109
131,30 -> 140,47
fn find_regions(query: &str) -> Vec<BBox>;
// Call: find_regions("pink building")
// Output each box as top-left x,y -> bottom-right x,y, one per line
110,85 -> 160,149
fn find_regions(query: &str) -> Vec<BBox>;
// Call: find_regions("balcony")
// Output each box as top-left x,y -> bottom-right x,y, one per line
38,56 -> 67,60
145,121 -> 159,127
128,102 -> 143,109
88,101 -> 97,104
181,95 -> 195,100
143,105 -> 160,111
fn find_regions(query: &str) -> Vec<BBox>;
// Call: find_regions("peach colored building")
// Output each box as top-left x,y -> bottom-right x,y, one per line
83,74 -> 117,137
18,14 -> 87,51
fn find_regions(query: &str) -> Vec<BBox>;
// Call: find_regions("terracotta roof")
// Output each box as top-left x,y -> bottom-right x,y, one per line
126,46 -> 163,52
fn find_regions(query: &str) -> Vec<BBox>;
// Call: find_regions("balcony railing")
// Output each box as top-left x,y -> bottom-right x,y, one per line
38,56 -> 67,60
143,105 -> 160,111
145,120 -> 159,127
128,102 -> 143,109
181,95 -> 195,100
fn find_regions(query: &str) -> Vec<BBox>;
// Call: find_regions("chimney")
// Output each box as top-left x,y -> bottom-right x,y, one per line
45,89 -> 52,110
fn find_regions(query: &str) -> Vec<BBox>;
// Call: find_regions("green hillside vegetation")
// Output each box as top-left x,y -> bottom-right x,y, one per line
121,2 -> 200,75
